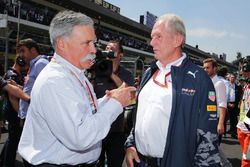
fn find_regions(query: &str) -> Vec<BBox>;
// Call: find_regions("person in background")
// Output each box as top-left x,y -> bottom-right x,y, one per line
237,58 -> 250,167
203,58 -> 231,166
18,10 -> 135,167
125,13 -> 220,167
0,56 -> 30,167
18,38 -> 49,121
0,76 -> 29,101
0,73 -> 29,163
217,66 -> 230,137
203,58 -> 227,145
239,77 -> 246,89
94,40 -> 134,167
227,73 -> 242,139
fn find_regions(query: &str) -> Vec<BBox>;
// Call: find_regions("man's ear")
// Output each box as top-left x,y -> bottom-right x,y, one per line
56,37 -> 65,51
55,37 -> 66,51
214,66 -> 218,74
174,33 -> 184,48
30,47 -> 37,55
118,52 -> 124,60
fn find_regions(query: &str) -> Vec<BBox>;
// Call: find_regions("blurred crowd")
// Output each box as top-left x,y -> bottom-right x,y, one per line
1,3 -> 250,167
0,0 -> 152,54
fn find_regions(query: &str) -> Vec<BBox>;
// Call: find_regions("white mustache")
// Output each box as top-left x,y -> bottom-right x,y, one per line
81,54 -> 96,62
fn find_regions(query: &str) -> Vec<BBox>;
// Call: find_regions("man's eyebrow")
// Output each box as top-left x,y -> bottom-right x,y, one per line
80,40 -> 92,44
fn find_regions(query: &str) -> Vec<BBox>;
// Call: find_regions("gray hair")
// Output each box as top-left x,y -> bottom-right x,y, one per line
156,14 -> 186,45
49,10 -> 94,48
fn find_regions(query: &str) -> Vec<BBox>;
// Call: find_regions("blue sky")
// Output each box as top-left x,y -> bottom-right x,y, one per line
107,0 -> 250,62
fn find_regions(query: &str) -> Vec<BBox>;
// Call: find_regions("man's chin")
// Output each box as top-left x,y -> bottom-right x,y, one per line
154,54 -> 160,59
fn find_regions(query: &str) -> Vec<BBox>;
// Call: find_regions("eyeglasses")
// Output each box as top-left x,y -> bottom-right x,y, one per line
153,70 -> 171,88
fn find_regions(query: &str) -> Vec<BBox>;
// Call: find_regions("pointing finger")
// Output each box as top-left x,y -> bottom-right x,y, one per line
118,82 -> 126,89
124,86 -> 136,92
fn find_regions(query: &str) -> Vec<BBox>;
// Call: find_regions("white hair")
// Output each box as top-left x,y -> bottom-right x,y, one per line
49,10 -> 94,49
156,14 -> 186,44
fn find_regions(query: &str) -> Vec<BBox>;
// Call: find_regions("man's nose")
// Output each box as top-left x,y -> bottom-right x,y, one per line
90,43 -> 96,54
150,39 -> 153,46
150,37 -> 156,47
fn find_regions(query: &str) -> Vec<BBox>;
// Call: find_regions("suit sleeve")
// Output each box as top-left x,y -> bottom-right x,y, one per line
194,75 -> 221,166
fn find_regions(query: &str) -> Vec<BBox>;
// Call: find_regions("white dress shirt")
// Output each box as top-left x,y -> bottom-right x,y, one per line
211,75 -> 227,117
228,83 -> 236,102
218,76 -> 230,102
18,53 -> 123,165
135,54 -> 186,157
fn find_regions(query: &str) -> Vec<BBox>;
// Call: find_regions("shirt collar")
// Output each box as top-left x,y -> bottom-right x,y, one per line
53,53 -> 86,76
156,53 -> 186,72
211,74 -> 219,83
30,55 -> 42,67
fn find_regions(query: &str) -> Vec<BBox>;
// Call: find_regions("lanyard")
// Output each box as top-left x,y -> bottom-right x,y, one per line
69,70 -> 97,114
85,80 -> 97,114
153,69 -> 171,88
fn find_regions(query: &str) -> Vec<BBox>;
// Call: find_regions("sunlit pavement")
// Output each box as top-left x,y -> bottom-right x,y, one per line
220,132 -> 241,167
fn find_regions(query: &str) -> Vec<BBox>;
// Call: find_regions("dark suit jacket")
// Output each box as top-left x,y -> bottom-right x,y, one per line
233,83 -> 242,108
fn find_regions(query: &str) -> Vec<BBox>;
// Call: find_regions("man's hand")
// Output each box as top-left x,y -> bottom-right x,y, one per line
106,82 -> 136,107
126,147 -> 140,167
7,79 -> 23,89
217,122 -> 225,135
7,79 -> 17,86
228,103 -> 235,108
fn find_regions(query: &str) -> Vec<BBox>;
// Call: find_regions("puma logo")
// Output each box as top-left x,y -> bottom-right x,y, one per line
187,70 -> 198,78
210,114 -> 217,118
